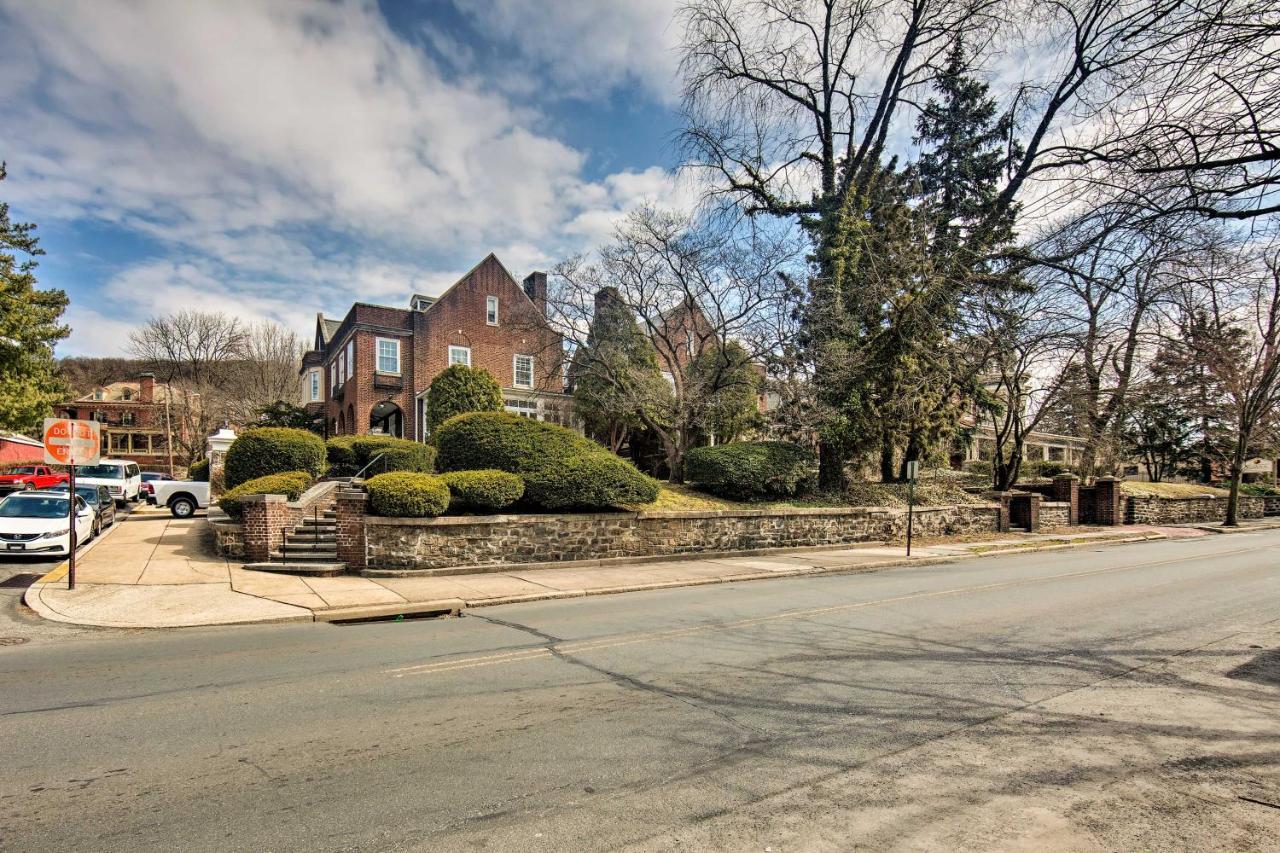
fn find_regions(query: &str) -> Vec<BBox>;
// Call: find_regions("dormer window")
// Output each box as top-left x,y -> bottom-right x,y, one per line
93,389 -> 104,401
486,295 -> 499,326
121,388 -> 133,401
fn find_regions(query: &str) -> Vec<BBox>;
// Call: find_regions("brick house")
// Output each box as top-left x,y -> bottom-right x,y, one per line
56,373 -> 183,473
300,254 -> 573,441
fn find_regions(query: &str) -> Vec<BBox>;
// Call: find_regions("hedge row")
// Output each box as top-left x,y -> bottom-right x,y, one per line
225,428 -> 326,488
685,441 -> 817,500
187,458 -> 210,482
440,469 -> 524,511
218,471 -> 314,519
366,472 -> 450,517
435,412 -> 658,510
326,434 -> 435,476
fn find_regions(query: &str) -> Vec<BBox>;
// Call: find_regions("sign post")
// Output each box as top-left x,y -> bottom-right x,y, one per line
905,459 -> 919,557
42,418 -> 101,590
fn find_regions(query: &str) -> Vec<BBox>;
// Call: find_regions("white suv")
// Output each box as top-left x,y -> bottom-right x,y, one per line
75,459 -> 143,507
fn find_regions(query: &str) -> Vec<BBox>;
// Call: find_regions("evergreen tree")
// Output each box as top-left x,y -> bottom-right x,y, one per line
0,163 -> 68,434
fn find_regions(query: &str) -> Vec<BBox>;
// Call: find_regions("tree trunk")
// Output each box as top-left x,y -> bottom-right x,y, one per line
879,431 -> 896,483
817,441 -> 847,492
1224,438 -> 1247,527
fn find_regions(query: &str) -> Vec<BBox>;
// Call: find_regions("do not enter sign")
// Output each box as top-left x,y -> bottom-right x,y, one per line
43,418 -> 101,466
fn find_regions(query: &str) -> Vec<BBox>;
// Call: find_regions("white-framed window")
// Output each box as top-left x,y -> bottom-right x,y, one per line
448,345 -> 471,367
345,340 -> 354,380
504,398 -> 538,419
309,370 -> 320,401
330,362 -> 338,390
377,338 -> 401,374
338,351 -> 346,384
486,295 -> 499,326
513,354 -> 534,388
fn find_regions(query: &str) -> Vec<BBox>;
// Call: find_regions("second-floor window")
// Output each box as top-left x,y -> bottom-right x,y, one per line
330,362 -> 338,390
338,351 -> 346,382
448,345 -> 471,367
486,295 -> 499,326
346,341 -> 354,380
121,412 -> 135,426
309,370 -> 320,401
513,354 -> 533,388
377,338 -> 401,374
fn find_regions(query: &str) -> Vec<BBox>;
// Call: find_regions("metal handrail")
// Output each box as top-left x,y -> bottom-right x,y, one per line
352,452 -> 388,481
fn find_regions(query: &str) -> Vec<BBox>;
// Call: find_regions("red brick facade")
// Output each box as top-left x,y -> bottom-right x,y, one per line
301,255 -> 572,441
56,374 -> 186,474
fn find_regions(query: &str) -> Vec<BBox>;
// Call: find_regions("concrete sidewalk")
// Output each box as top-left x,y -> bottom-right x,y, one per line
23,503 -> 1227,629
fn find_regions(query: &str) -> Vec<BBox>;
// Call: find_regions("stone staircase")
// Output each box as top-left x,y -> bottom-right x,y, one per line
244,502 -> 347,578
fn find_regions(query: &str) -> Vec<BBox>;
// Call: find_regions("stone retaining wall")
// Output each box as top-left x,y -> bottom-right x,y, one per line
1125,494 -> 1266,525
364,503 -> 1002,571
208,508 -> 245,559
1039,501 -> 1071,529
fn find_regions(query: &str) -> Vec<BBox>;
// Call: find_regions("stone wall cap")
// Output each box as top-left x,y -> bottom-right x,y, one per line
338,489 -> 369,501
241,493 -> 287,504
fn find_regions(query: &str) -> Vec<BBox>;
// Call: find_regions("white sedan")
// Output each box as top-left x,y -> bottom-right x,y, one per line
0,491 -> 96,556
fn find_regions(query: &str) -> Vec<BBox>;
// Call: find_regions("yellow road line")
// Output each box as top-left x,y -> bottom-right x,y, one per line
387,543 -> 1266,678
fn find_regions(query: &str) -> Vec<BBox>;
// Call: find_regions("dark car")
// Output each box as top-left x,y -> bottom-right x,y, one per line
74,485 -> 117,535
141,472 -> 174,504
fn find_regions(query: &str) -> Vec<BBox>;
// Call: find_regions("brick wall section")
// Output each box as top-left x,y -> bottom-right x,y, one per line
336,488 -> 369,571
1126,495 -> 1266,524
241,495 -> 289,562
984,491 -> 1013,532
1093,477 -> 1122,525
1010,493 -> 1041,532
1266,496 -> 1280,516
362,504 -> 1003,572
1053,475 -> 1080,524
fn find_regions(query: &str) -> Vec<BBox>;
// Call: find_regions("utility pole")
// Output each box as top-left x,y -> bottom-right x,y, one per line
906,460 -> 918,557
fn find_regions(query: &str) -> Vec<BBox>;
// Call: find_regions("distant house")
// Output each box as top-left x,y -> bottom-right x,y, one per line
0,432 -> 43,466
300,254 -> 574,440
56,373 -> 183,473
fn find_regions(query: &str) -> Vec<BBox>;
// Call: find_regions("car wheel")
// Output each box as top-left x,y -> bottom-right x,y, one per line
92,519 -> 101,539
170,497 -> 196,518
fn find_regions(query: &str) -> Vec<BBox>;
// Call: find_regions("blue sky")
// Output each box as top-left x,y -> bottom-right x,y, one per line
0,0 -> 692,355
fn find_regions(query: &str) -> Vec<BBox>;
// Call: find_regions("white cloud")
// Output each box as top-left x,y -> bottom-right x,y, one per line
0,0 -> 690,356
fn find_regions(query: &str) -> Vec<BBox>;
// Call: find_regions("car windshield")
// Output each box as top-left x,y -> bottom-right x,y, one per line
77,464 -> 124,479
0,495 -> 69,519
75,487 -> 101,504
6,467 -> 38,475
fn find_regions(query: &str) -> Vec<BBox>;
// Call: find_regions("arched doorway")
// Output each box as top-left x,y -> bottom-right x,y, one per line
370,401 -> 403,438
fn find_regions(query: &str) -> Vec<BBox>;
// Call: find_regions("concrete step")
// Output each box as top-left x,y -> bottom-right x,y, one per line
244,561 -> 346,577
279,539 -> 336,551
299,517 -> 336,527
270,550 -> 339,562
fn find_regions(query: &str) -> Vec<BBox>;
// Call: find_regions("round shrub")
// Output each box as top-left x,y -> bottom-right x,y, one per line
522,453 -> 660,510
187,458 -> 210,482
217,471 -> 314,519
351,436 -> 435,474
435,412 -> 599,474
366,471 -> 451,518
685,441 -> 817,500
441,469 -> 525,511
326,435 -> 360,470
426,364 -> 503,433
225,427 -> 326,488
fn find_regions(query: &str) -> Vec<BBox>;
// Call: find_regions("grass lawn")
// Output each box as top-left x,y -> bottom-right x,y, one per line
627,477 -> 986,513
1120,481 -> 1228,498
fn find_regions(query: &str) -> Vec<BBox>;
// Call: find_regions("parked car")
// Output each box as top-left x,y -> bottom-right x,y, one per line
0,465 -> 69,497
0,491 -> 95,555
52,485 -> 117,535
140,472 -> 174,503
150,479 -> 211,518
75,459 -> 143,506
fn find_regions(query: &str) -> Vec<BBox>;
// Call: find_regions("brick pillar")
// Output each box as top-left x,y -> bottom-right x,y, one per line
1093,477 -> 1122,525
1024,493 -> 1041,532
984,491 -> 1012,533
1053,474 -> 1080,525
336,488 -> 368,573
241,494 -> 289,562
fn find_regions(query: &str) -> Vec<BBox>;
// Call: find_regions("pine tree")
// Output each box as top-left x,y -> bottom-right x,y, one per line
0,163 -> 68,434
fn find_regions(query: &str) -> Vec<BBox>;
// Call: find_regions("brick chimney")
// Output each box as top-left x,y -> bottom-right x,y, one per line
522,271 -> 547,314
138,372 -> 155,404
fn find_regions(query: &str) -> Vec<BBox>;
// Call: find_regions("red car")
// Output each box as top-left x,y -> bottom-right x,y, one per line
0,465 -> 69,497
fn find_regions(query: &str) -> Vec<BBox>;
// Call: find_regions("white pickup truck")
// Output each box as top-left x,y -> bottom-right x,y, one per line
149,480 -> 212,518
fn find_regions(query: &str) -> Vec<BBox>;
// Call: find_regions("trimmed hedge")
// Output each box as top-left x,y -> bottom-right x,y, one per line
426,364 -> 504,433
217,471 -> 314,519
685,441 -> 817,500
187,458 -> 210,482
326,435 -> 361,470
523,453 -> 659,510
225,427 -> 326,488
366,471 -> 451,518
351,436 -> 435,474
441,469 -> 525,511
435,412 -> 659,510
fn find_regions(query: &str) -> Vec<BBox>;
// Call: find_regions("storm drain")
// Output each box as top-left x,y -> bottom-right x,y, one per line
0,573 -> 42,589
328,608 -> 459,626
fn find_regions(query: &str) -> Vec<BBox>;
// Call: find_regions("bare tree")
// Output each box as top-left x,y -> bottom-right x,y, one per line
1178,240 -> 1280,525
229,320 -> 305,423
547,207 -> 799,480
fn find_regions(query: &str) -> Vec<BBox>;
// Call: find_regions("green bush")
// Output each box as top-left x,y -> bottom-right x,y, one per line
1240,481 -> 1280,496
225,427 -> 326,488
366,471 -> 451,517
326,435 -> 361,470
426,364 -> 504,434
436,412 -> 597,473
441,469 -> 525,511
187,458 -> 210,482
523,453 -> 660,510
1022,460 -> 1074,479
685,441 -> 817,500
217,471 -> 314,519
434,412 -> 658,510
351,436 -> 434,474
962,459 -> 993,478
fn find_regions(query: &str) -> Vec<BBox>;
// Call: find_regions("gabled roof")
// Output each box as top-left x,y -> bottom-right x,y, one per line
420,253 -> 535,315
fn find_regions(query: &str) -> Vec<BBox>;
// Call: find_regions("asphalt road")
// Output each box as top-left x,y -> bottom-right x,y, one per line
2,533 -> 1278,851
